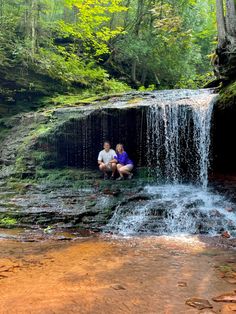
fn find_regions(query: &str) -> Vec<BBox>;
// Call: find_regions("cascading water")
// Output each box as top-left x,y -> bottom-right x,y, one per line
146,90 -> 216,187
107,184 -> 235,235
106,89 -> 236,236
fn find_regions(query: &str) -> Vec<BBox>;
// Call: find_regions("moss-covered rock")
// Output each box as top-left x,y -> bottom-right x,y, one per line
0,216 -> 18,228
218,81 -> 236,109
0,92 -> 151,179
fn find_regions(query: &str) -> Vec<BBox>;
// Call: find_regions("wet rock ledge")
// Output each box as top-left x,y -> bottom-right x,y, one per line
0,170 -> 150,230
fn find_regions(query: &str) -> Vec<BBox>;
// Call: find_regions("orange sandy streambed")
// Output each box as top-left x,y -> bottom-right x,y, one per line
1,234 -> 236,313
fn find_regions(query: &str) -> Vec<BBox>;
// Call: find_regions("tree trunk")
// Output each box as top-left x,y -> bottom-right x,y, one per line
141,67 -> 147,86
216,0 -> 226,47
0,0 -> 3,20
31,0 -> 37,58
131,59 -> 137,83
134,0 -> 144,35
24,0 -> 38,60
225,0 -> 236,37
124,0 -> 131,28
214,0 -> 236,80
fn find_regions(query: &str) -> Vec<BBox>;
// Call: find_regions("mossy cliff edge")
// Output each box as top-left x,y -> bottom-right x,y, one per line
0,92 -> 149,180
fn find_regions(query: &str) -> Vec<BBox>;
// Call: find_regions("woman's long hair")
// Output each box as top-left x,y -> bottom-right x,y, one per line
116,143 -> 124,153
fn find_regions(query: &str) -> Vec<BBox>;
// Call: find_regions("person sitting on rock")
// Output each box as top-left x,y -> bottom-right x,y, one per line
98,141 -> 117,180
113,144 -> 134,181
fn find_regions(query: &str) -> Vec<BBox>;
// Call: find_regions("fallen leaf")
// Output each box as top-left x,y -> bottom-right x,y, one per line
186,297 -> 213,310
213,292 -> 236,302
178,281 -> 187,287
111,284 -> 126,291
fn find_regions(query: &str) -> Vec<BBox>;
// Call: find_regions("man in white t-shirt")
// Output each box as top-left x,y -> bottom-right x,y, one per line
98,141 -> 117,180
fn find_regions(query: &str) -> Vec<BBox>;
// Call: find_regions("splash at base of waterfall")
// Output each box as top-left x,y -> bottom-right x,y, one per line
105,90 -> 236,237
105,184 -> 235,236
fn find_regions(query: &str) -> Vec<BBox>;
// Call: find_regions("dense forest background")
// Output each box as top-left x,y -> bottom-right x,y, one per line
0,0 -> 219,108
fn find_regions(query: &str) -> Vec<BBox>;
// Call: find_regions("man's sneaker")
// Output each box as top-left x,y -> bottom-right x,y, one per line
116,176 -> 124,181
110,175 -> 115,180
128,173 -> 133,180
104,174 -> 109,180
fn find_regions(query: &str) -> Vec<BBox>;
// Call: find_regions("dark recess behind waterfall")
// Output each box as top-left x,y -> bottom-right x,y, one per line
212,102 -> 236,174
37,103 -> 236,176
42,107 -> 148,169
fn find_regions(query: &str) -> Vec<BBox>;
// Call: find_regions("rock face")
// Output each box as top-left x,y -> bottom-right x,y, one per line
0,112 -> 48,178
0,93 -> 151,179
36,106 -> 147,170
0,172 -> 148,230
214,43 -> 236,82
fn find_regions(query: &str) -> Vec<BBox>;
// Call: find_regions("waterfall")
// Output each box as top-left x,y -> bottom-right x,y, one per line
146,90 -> 217,188
105,90 -> 236,236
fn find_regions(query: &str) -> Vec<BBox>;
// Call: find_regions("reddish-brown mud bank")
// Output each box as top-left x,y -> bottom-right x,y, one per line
1,235 -> 236,314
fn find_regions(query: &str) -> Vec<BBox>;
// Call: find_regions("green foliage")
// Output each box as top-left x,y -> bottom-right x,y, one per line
175,72 -> 216,89
109,0 -> 217,88
95,79 -> 131,94
0,0 -> 128,102
35,48 -> 108,87
61,0 -> 127,56
0,0 -> 218,103
0,217 -> 17,228
139,85 -> 156,92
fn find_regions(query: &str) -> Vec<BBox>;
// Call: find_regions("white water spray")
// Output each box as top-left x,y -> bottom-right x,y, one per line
107,184 -> 235,236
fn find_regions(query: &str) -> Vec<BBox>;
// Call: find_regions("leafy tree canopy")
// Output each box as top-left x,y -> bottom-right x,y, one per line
0,0 -> 218,107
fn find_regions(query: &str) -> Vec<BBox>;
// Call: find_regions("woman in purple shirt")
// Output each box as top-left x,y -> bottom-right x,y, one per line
114,144 -> 134,180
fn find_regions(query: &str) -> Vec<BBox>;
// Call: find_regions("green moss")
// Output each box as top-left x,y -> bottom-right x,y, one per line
6,177 -> 35,193
0,193 -> 17,200
138,84 -> 156,92
219,81 -> 236,108
127,97 -> 143,105
0,116 -> 13,141
12,121 -> 53,177
44,85 -> 131,110
217,264 -> 234,274
135,167 -> 150,179
36,168 -> 97,184
15,156 -> 28,174
32,151 -> 50,166
0,217 -> 17,228
0,127 -> 11,142
32,124 -> 51,138
85,200 -> 97,208
0,202 -> 20,209
50,94 -> 97,107
72,180 -> 93,189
